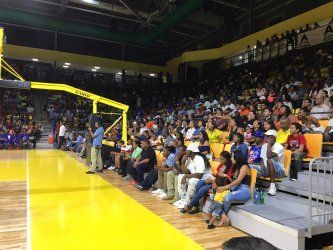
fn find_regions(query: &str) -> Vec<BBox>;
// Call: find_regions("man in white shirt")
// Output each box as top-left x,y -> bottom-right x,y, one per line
185,121 -> 196,141
58,122 -> 66,149
258,130 -> 285,196
174,143 -> 209,209
311,94 -> 330,120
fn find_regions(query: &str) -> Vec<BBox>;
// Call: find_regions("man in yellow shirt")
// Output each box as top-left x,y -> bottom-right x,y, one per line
276,117 -> 290,146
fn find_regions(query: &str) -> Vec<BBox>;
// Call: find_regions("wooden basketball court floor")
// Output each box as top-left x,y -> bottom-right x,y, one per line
0,149 -> 246,250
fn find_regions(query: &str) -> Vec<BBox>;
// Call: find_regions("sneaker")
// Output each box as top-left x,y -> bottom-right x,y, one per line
108,166 -> 116,170
267,184 -> 277,196
162,194 -> 175,200
152,189 -> 163,195
122,175 -> 133,181
173,199 -> 184,207
158,192 -> 167,199
135,184 -> 144,191
290,178 -> 298,181
177,201 -> 187,209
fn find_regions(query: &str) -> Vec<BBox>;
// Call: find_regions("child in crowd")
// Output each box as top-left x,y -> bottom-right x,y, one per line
244,125 -> 253,146
206,173 -> 231,229
284,122 -> 307,181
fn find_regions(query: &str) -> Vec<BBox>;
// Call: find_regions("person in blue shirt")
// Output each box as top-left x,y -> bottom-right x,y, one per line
248,131 -> 264,168
73,134 -> 84,153
0,131 -> 9,149
86,121 -> 105,174
230,133 -> 248,158
20,129 -> 31,149
7,131 -> 16,150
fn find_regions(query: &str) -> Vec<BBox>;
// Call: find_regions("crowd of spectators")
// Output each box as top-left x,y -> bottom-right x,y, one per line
0,90 -> 41,149
96,42 -> 333,229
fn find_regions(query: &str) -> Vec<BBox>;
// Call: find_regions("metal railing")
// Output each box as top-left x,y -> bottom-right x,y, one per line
308,157 -> 333,237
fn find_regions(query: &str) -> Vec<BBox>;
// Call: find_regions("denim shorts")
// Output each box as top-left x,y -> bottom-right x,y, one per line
208,200 -> 223,218
250,160 -> 285,178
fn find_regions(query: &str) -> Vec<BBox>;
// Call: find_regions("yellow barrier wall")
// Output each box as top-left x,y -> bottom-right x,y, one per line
4,44 -> 167,74
167,2 -> 333,77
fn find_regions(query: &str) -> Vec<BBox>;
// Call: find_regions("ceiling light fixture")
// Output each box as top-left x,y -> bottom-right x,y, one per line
32,58 -> 38,62
64,62 -> 70,66
92,68 -> 97,72
94,66 -> 100,69
63,65 -> 69,68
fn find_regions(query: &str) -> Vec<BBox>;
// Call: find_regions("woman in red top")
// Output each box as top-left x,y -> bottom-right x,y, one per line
180,151 -> 234,214
284,122 -> 307,181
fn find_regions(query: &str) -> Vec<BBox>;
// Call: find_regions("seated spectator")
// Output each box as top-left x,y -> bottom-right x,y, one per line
263,120 -> 276,132
275,105 -> 298,130
248,131 -> 264,168
206,174 -> 231,229
185,120 -> 197,141
257,130 -> 285,196
0,130 -> 9,149
244,125 -> 253,145
149,146 -> 176,195
182,151 -> 234,215
164,145 -> 187,203
285,122 -> 307,181
206,120 -> 223,143
174,143 -> 211,209
324,116 -> 333,142
120,140 -> 142,177
297,107 -> 323,133
126,139 -> 157,184
276,117 -> 291,146
228,118 -> 244,142
214,150 -> 251,227
311,94 -> 330,120
230,133 -> 248,158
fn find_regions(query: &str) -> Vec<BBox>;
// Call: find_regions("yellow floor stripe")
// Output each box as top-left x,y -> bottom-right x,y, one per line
27,150 -> 203,250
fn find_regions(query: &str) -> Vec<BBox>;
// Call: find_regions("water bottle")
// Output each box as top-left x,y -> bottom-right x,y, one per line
254,189 -> 260,205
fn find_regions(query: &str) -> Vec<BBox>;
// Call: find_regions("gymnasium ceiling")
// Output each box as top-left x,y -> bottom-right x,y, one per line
0,0 -> 330,65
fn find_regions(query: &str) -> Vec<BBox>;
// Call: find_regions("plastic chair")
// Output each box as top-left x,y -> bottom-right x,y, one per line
303,133 -> 323,161
210,143 -> 224,159
209,160 -> 221,176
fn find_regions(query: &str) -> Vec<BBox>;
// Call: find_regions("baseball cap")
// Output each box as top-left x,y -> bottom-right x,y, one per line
187,143 -> 199,153
259,96 -> 266,100
264,129 -> 277,137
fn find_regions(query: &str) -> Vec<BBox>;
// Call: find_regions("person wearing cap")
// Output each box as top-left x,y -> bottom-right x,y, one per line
174,143 -> 212,209
259,129 -> 285,196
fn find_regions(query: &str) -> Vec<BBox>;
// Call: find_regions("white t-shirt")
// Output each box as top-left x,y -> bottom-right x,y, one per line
260,142 -> 284,167
329,119 -> 333,133
186,155 -> 212,180
185,128 -> 196,140
59,125 -> 66,137
311,104 -> 330,120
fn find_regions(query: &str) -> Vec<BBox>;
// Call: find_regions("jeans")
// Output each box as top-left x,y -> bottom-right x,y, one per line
128,161 -> 153,182
222,184 -> 251,215
290,152 -> 306,179
189,180 -> 212,207
138,169 -> 158,190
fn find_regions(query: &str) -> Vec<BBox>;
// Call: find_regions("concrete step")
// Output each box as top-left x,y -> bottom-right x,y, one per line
298,171 -> 333,184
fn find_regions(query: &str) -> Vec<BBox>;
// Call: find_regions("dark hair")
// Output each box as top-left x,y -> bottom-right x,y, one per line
164,145 -> 176,154
233,132 -> 244,144
300,107 -> 310,115
233,149 -> 248,170
291,122 -> 302,133
277,105 -> 292,120
133,140 -> 141,147
200,130 -> 209,145
220,151 -> 233,175
263,120 -> 276,131
222,236 -> 278,250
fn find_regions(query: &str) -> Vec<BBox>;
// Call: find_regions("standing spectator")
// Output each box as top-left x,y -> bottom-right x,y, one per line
86,121 -> 104,174
58,121 -> 66,149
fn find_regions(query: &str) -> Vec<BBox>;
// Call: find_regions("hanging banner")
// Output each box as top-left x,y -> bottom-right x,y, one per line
296,24 -> 333,49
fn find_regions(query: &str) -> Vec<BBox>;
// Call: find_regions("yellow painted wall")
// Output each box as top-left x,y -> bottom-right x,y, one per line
4,44 -> 167,74
167,1 -> 333,77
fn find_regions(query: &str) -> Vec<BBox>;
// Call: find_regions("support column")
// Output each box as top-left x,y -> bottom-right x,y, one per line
122,110 -> 127,143
93,100 -> 98,114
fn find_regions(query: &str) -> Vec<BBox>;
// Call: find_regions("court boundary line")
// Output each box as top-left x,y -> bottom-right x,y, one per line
26,151 -> 31,250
